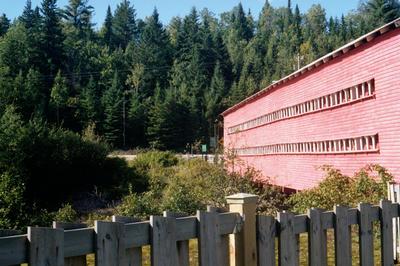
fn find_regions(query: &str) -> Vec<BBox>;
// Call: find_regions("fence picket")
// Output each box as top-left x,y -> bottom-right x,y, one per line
278,211 -> 299,266
28,227 -> 64,266
197,210 -> 220,266
257,215 -> 276,266
308,208 -> 327,266
94,220 -> 126,266
380,199 -> 394,266
207,207 -> 230,266
150,216 -> 179,266
334,205 -> 351,266
358,203 -> 374,266
53,222 -> 87,266
112,216 -> 142,266
163,211 -> 190,266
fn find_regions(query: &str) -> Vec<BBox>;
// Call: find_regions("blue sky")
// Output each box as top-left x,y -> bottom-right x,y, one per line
1,1 -> 360,27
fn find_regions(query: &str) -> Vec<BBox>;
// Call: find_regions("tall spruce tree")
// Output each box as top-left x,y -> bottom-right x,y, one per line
112,0 -> 137,49
147,89 -> 191,151
63,0 -> 94,39
363,0 -> 400,27
102,72 -> 123,146
40,0 -> 64,75
0,14 -> 10,37
101,6 -> 114,47
132,8 -> 172,96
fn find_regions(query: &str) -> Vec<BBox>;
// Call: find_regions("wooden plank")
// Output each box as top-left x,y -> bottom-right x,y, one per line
53,222 -> 87,230
64,228 -> 94,257
0,230 -> 23,266
308,208 -> 327,266
175,217 -> 197,241
164,212 -> 190,266
197,210 -> 219,266
28,227 -> 64,266
208,208 -> 229,266
53,222 -> 87,266
218,212 -> 242,235
95,220 -> 126,266
334,205 -> 352,266
348,208 -> 358,224
278,211 -> 299,266
321,211 -> 334,229
125,221 -> 150,248
0,235 -> 27,265
112,215 -> 141,224
380,199 -> 394,266
0,229 -> 22,237
257,215 -> 276,266
293,215 -> 308,234
150,216 -> 178,266
358,203 -> 374,266
113,216 -> 142,266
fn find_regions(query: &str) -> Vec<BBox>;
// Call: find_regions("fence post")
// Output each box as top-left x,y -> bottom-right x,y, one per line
94,220 -> 126,266
226,193 -> 258,266
28,227 -> 64,266
53,222 -> 87,266
112,216 -> 142,266
150,215 -> 179,266
358,203 -> 374,266
163,211 -> 190,266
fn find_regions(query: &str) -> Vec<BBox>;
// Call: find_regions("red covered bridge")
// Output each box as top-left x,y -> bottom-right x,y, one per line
222,18 -> 400,191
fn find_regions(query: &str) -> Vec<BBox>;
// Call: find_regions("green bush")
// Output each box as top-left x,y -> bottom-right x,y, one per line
287,164 -> 393,213
0,105 -> 142,228
53,204 -> 79,223
117,157 -> 287,219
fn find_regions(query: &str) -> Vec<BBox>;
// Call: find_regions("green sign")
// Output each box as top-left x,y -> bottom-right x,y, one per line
201,144 -> 207,153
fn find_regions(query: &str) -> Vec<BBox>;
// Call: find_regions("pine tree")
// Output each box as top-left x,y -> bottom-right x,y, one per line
0,14 -> 10,37
62,0 -> 94,39
40,0 -> 64,75
24,68 -> 45,117
50,70 -> 69,124
112,0 -> 137,49
79,76 -> 98,126
101,6 -> 114,47
20,0 -> 35,28
147,89 -> 191,150
127,91 -> 147,147
132,8 -> 172,96
101,72 -> 123,146
364,0 -> 400,27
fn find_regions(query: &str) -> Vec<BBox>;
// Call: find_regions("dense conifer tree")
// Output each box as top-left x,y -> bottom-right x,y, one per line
102,72 -> 123,146
112,0 -> 137,49
40,0 -> 65,75
101,6 -> 114,47
0,0 -> 396,150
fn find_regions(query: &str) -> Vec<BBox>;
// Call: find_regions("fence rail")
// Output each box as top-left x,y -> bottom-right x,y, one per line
0,193 -> 399,265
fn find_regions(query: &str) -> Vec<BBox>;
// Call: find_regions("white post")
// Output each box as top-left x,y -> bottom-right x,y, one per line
227,193 -> 258,266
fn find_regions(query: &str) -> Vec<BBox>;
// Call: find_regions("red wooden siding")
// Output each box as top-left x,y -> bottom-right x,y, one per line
223,27 -> 400,190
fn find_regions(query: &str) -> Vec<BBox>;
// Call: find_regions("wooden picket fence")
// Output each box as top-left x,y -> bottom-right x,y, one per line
0,193 -> 398,266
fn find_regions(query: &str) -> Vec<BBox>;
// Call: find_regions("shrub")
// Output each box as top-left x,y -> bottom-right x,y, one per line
0,171 -> 28,229
0,106 -> 142,228
53,204 -> 79,223
117,156 -> 287,218
288,164 -> 393,213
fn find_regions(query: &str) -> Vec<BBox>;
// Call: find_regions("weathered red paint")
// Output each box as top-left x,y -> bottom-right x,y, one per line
223,26 -> 400,190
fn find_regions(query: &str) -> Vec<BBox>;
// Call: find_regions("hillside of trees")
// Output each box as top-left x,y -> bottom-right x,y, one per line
0,0 -> 399,151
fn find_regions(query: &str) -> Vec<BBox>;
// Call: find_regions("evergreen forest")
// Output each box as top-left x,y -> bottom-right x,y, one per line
0,0 -> 399,151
